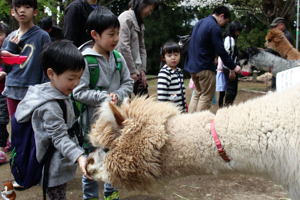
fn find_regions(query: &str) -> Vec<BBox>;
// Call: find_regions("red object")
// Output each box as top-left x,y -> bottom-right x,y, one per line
1,56 -> 27,65
241,71 -> 251,76
210,120 -> 231,162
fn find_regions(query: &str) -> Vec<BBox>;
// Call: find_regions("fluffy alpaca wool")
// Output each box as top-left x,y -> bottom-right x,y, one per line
239,47 -> 300,74
87,91 -> 300,199
265,29 -> 300,60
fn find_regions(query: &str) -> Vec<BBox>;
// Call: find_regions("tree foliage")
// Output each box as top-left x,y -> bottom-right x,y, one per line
180,0 -> 297,26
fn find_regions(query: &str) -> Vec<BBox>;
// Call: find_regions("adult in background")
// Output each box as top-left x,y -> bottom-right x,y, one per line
116,0 -> 158,96
63,0 -> 98,47
218,21 -> 243,107
185,6 -> 241,112
270,17 -> 294,46
39,16 -> 63,41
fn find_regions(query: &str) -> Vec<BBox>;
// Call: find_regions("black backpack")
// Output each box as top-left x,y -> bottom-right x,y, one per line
10,99 -> 80,199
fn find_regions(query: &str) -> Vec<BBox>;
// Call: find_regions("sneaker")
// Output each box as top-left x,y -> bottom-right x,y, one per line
0,151 -> 7,164
104,191 -> 119,200
4,140 -> 11,153
12,181 -> 24,191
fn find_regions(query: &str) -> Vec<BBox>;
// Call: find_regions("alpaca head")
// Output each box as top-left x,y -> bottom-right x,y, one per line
86,96 -> 180,189
265,29 -> 291,51
238,47 -> 261,74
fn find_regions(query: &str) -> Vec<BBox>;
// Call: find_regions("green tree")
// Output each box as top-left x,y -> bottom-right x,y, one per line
143,3 -> 197,75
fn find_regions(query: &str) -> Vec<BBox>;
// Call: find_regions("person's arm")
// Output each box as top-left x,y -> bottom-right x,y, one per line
118,18 -> 139,75
111,55 -> 133,103
224,36 -> 235,56
72,61 -> 110,105
157,68 -> 171,101
139,29 -> 147,73
37,103 -> 84,163
212,27 -> 240,73
40,32 -> 51,83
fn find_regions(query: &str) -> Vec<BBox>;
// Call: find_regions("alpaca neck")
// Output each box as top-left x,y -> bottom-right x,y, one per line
251,51 -> 292,74
163,109 -> 285,179
162,112 -> 234,177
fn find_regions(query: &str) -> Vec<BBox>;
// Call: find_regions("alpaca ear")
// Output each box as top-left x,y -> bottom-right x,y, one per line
109,102 -> 125,127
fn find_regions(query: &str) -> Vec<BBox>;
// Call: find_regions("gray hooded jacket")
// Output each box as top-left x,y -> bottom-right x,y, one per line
15,82 -> 84,187
73,41 -> 133,132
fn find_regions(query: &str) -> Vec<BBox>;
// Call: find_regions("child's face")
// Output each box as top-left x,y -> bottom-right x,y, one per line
11,5 -> 37,24
164,52 -> 180,69
48,69 -> 83,96
0,32 -> 7,47
93,27 -> 119,53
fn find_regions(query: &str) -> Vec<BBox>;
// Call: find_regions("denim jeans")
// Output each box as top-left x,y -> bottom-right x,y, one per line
82,176 -> 99,200
82,176 -> 118,200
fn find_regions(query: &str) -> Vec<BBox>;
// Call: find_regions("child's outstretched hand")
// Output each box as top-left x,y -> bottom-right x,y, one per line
77,155 -> 93,180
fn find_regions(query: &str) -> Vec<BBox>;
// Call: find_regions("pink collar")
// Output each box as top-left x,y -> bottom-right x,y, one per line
210,120 -> 231,162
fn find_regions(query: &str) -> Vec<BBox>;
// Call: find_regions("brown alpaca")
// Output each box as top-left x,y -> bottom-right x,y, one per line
265,28 -> 300,60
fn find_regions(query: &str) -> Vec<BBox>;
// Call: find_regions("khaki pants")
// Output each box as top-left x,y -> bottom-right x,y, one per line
189,70 -> 216,112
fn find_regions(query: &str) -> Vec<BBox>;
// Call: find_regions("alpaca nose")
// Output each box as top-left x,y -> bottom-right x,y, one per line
86,157 -> 97,176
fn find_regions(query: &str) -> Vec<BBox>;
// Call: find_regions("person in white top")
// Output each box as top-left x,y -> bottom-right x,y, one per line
218,21 -> 243,107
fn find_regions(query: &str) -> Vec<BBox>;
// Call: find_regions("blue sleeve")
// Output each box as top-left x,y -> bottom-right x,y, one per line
211,26 -> 236,70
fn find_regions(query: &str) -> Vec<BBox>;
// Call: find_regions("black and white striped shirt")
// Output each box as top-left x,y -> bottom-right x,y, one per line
157,65 -> 187,112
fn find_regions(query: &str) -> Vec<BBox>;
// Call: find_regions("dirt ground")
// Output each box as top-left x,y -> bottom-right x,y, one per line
0,80 -> 290,200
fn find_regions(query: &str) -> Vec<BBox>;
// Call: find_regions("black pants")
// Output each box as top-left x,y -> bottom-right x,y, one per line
218,69 -> 238,107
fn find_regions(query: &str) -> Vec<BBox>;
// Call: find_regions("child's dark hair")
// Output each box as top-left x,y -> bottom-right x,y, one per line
161,41 -> 181,58
86,6 -> 120,36
212,6 -> 231,19
0,22 -> 10,35
39,16 -> 52,31
41,40 -> 85,77
12,0 -> 37,9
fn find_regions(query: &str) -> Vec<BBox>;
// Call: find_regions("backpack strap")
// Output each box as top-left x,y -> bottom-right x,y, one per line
84,55 -> 99,89
84,52 -> 123,90
113,50 -> 122,72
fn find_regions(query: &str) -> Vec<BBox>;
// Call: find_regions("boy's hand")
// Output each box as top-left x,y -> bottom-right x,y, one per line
109,93 -> 118,104
1,50 -> 17,57
0,71 -> 7,80
10,35 -> 20,44
234,65 -> 241,73
77,155 -> 93,180
130,73 -> 138,81
229,70 -> 236,81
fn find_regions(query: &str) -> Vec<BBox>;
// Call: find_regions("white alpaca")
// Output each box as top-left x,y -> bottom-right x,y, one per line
86,88 -> 300,199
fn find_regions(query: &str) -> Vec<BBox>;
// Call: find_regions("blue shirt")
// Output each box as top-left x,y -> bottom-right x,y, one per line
2,25 -> 51,99
185,15 -> 236,73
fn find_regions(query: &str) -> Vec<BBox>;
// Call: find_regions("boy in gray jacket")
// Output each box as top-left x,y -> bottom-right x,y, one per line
73,6 -> 133,200
15,40 -> 90,199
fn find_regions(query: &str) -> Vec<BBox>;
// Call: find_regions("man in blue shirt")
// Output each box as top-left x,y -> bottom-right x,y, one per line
185,6 -> 241,112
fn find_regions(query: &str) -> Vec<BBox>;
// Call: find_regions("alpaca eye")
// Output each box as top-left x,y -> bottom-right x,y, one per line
268,39 -> 272,42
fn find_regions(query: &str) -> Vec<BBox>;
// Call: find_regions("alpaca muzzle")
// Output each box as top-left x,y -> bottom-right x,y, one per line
86,148 -> 110,182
